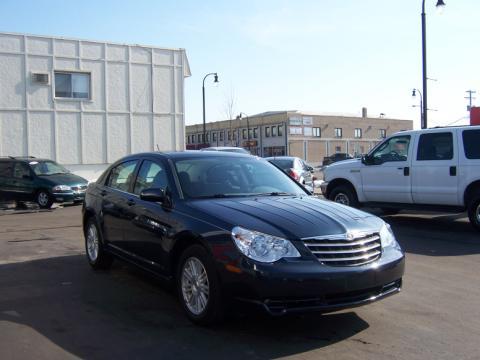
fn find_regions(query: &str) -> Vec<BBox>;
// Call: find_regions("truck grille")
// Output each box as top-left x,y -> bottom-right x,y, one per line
302,232 -> 382,266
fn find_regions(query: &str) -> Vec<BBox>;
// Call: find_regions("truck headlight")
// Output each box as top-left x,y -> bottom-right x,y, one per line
231,226 -> 301,263
52,185 -> 71,191
380,222 -> 400,249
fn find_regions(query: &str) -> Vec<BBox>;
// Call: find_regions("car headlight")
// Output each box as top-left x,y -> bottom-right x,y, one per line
231,226 -> 301,263
52,185 -> 72,191
380,222 -> 400,249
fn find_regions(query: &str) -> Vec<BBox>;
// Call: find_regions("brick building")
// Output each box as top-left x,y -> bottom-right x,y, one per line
185,110 -> 413,165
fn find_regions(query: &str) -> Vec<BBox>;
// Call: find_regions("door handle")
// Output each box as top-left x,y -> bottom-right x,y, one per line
403,167 -> 410,176
450,166 -> 457,176
127,199 -> 136,206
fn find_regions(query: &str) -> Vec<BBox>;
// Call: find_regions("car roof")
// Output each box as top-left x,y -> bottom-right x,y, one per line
117,151 -> 253,162
390,125 -> 480,137
265,156 -> 296,161
201,146 -> 244,150
0,157 -> 51,163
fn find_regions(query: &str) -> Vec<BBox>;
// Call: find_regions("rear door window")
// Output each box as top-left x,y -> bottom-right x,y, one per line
13,163 -> 31,178
462,129 -> 480,159
417,132 -> 453,161
107,161 -> 138,193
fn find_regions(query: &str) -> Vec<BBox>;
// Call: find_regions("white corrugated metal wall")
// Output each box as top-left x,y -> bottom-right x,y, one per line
0,32 -> 190,179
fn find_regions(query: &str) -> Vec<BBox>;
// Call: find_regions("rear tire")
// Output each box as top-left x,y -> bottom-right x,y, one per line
36,190 -> 53,209
467,195 -> 480,231
84,217 -> 113,270
328,185 -> 359,208
176,245 -> 224,326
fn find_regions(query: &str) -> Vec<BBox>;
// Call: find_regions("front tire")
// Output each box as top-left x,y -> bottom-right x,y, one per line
176,245 -> 224,325
328,185 -> 359,208
36,190 -> 53,209
84,218 -> 113,270
467,195 -> 480,231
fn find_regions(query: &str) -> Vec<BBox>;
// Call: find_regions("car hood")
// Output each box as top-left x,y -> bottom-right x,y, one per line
37,173 -> 88,186
325,158 -> 361,170
188,195 -> 383,239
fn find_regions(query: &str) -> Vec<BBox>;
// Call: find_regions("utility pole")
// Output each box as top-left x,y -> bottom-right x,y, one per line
465,90 -> 476,111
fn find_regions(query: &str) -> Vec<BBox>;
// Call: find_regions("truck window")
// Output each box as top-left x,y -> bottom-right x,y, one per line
462,129 -> 480,159
417,132 -> 453,161
371,135 -> 410,164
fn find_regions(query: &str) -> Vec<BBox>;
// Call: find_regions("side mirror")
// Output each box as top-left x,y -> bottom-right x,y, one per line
140,188 -> 167,203
362,155 -> 373,165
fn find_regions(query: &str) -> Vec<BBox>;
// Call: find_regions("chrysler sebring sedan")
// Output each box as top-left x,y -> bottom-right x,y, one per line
82,151 -> 404,325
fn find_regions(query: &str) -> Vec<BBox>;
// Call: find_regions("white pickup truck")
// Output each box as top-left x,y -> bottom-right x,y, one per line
321,125 -> 480,230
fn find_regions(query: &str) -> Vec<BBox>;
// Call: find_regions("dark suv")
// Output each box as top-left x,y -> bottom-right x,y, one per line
0,157 -> 88,208
83,151 -> 404,325
322,153 -> 353,166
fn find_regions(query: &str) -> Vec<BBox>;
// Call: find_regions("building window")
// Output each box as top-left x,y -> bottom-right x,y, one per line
335,128 -> 343,138
227,131 -> 231,141
379,129 -> 387,138
265,127 -> 271,137
212,132 -> 217,141
197,134 -> 202,143
272,126 -> 277,137
313,127 -> 321,137
242,129 -> 247,139
289,127 -> 303,135
253,128 -> 258,138
335,146 -> 341,153
248,128 -> 253,139
354,128 -> 362,138
55,71 -> 90,99
304,127 -> 312,136
278,125 -> 283,136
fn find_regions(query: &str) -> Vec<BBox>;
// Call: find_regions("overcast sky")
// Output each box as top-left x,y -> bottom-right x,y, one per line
1,0 -> 478,128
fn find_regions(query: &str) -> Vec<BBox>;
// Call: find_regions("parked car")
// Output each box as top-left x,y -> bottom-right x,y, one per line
0,157 -> 88,209
200,146 -> 250,154
266,156 -> 314,186
321,125 -> 480,230
83,151 -> 404,325
322,153 -> 353,167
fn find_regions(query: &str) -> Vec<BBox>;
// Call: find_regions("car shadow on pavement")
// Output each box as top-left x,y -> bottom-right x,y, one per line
0,255 -> 369,360
377,211 -> 480,257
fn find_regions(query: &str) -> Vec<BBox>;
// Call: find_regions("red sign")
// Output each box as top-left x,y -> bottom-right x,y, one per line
471,107 -> 480,126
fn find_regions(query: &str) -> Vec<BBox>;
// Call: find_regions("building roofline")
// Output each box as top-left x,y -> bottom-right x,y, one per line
0,30 -> 187,52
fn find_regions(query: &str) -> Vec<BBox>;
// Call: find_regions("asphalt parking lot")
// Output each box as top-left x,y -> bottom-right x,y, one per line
0,205 -> 479,360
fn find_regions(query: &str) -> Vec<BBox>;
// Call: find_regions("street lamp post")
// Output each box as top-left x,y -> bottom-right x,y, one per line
202,72 -> 219,145
420,0 -> 446,129
237,112 -> 249,150
412,88 -> 424,128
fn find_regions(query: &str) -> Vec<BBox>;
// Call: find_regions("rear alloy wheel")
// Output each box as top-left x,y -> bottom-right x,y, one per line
467,196 -> 480,231
36,190 -> 53,209
329,185 -> 359,208
177,245 -> 224,325
84,218 -> 113,270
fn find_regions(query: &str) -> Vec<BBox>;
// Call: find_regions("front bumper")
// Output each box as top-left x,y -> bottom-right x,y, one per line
219,247 -> 405,315
52,191 -> 86,203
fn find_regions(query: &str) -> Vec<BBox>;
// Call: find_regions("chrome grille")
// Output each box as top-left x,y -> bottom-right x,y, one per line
302,232 -> 382,266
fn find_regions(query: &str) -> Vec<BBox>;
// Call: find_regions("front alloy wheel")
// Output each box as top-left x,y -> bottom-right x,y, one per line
328,185 -> 359,208
37,190 -> 53,209
181,257 -> 210,315
177,245 -> 224,325
468,196 -> 480,231
84,218 -> 113,270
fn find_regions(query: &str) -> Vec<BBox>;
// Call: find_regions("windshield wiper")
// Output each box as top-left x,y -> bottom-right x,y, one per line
254,192 -> 298,197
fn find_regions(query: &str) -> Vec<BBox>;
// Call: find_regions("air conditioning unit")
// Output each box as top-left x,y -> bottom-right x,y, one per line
31,72 -> 50,85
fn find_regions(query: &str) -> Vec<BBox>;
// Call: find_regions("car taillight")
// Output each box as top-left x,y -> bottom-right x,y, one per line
288,168 -> 300,181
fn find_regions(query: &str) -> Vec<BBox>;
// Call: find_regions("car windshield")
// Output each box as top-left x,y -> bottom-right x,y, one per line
174,156 -> 307,199
30,160 -> 69,176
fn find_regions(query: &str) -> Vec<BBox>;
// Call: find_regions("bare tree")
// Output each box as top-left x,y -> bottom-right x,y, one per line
223,86 -> 236,120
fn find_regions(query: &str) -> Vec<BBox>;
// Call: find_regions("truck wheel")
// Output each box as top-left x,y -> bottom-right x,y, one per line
380,208 -> 400,215
36,190 -> 53,209
177,245 -> 224,326
329,185 -> 359,208
467,196 -> 480,231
